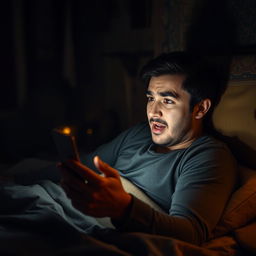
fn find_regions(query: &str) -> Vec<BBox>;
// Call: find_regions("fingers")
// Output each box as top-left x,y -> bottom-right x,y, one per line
63,160 -> 104,186
61,182 -> 93,213
93,156 -> 119,178
57,158 -> 129,218
59,156 -> 119,186
59,163 -> 92,193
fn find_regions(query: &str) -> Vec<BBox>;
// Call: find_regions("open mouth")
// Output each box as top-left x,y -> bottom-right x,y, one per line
151,122 -> 167,134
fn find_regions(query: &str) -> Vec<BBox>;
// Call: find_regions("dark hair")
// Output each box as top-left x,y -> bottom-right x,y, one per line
140,52 -> 229,131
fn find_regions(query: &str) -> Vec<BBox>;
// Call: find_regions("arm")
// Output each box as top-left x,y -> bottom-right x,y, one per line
112,196 -> 198,243
60,156 -> 201,244
113,144 -> 238,245
61,125 -> 237,244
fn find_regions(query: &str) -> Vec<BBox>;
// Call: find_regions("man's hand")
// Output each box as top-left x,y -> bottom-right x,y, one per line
59,156 -> 132,220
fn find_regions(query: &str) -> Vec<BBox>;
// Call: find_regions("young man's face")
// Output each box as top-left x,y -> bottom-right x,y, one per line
146,74 -> 197,151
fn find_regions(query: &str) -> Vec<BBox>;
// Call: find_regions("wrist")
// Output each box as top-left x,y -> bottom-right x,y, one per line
113,193 -> 133,223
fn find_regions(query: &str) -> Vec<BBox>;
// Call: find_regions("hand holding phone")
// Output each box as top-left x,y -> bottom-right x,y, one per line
52,127 -> 80,162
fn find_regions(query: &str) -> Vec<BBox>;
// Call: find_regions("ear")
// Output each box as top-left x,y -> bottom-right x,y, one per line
194,99 -> 211,119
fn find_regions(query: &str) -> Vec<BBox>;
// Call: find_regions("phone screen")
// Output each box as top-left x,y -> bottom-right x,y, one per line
52,127 -> 80,162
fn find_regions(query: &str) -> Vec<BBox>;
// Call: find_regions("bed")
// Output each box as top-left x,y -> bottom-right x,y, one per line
0,54 -> 256,256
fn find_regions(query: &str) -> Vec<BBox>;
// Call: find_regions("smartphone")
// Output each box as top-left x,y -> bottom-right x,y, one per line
52,127 -> 80,162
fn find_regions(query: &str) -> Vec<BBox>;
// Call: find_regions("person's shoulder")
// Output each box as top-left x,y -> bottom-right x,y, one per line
114,121 -> 151,150
123,122 -> 151,142
184,135 -> 235,161
120,121 -> 150,138
191,135 -> 230,151
181,135 -> 238,175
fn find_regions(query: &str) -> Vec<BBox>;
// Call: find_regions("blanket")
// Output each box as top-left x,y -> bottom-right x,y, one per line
0,180 -> 240,256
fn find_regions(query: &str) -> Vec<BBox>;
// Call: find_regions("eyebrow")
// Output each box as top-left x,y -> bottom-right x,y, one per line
146,90 -> 180,99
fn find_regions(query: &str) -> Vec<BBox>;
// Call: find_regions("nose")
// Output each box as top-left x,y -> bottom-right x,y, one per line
148,101 -> 162,118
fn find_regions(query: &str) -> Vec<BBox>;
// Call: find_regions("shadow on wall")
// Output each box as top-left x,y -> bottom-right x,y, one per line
184,0 -> 235,134
185,0 -> 256,169
186,0 -> 237,54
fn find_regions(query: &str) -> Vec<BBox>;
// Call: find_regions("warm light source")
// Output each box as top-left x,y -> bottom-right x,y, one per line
86,128 -> 93,135
62,126 -> 72,135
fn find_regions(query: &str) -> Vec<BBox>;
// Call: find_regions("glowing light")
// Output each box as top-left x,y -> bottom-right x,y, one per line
86,128 -> 93,135
62,127 -> 72,135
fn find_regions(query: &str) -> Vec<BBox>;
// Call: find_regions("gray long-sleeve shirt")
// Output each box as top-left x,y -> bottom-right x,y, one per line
82,122 -> 238,244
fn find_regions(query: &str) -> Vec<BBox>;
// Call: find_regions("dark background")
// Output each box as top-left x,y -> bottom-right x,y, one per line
0,0 -> 256,164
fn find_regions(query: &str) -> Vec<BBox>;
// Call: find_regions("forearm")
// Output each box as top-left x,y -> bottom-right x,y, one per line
112,196 -> 203,245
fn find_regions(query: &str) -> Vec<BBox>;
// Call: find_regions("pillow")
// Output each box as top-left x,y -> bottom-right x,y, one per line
213,54 -> 256,169
212,166 -> 256,238
212,81 -> 256,169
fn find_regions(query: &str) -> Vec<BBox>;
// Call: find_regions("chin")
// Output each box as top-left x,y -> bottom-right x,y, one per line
152,136 -> 169,146
152,133 -> 177,147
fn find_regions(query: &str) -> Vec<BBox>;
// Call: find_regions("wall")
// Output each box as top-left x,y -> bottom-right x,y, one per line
0,0 -> 162,163
1,0 -> 256,163
162,0 -> 256,53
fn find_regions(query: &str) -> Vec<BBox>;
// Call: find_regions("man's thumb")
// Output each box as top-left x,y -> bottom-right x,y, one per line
93,156 -> 118,178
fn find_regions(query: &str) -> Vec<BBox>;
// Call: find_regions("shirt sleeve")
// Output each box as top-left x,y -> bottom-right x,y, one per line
112,142 -> 238,245
112,195 -> 200,244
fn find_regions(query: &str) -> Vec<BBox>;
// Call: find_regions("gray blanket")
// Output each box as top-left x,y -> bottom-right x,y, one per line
0,157 -> 241,255
0,180 -> 240,256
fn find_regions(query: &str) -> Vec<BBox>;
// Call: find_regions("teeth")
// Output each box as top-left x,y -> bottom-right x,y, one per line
155,123 -> 165,127
154,123 -> 165,129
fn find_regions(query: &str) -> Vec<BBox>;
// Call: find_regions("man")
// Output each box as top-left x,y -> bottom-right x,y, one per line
59,52 -> 237,245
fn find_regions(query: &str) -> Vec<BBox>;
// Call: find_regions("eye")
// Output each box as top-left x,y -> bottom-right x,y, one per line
163,98 -> 174,104
146,95 -> 154,102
